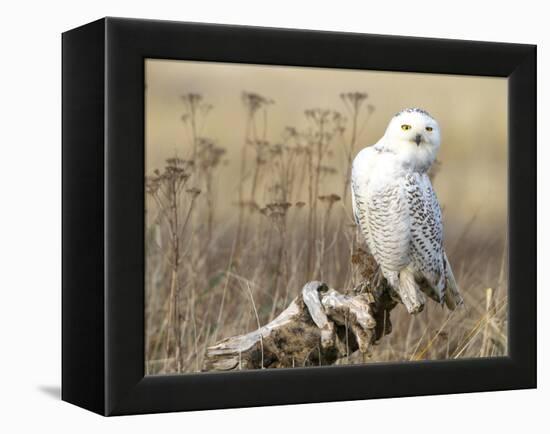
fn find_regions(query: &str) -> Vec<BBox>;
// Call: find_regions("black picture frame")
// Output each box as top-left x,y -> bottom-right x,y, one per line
62,17 -> 536,416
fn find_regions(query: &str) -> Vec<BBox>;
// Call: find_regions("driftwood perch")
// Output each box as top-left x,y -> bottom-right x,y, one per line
204,277 -> 402,370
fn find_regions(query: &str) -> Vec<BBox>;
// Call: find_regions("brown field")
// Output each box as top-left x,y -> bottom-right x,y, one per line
144,60 -> 508,375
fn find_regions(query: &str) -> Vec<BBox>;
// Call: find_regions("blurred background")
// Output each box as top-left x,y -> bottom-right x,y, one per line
145,59 -> 507,374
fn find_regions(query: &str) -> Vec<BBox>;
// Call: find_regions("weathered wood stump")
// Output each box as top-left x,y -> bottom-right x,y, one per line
204,278 -> 399,371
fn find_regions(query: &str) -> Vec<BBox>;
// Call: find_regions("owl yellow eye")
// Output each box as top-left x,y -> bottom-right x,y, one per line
426,126 -> 433,132
401,124 -> 411,131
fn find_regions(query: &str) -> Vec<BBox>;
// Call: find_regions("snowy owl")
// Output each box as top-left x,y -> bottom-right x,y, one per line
351,108 -> 463,314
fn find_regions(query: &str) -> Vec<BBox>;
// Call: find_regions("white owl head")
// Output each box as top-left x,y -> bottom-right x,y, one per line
382,108 -> 441,170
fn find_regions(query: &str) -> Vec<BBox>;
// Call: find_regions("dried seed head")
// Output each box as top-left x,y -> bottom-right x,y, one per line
181,93 -> 203,105
284,126 -> 298,138
145,176 -> 161,195
270,144 -> 283,156
197,137 -> 226,170
318,194 -> 341,204
261,202 -> 292,220
242,92 -> 274,116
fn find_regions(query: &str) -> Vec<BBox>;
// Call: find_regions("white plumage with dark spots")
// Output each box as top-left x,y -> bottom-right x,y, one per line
351,108 -> 463,313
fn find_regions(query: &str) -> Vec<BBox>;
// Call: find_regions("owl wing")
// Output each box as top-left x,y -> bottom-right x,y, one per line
404,172 -> 446,293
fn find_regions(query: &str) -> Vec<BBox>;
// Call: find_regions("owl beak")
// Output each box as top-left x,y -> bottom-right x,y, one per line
414,134 -> 422,146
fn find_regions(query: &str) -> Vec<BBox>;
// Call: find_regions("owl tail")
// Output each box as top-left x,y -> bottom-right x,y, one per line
443,252 -> 464,310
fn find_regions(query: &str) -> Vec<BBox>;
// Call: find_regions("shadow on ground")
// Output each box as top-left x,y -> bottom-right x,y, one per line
38,385 -> 61,400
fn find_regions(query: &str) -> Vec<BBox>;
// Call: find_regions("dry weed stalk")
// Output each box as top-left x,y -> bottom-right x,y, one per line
146,157 -> 197,371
